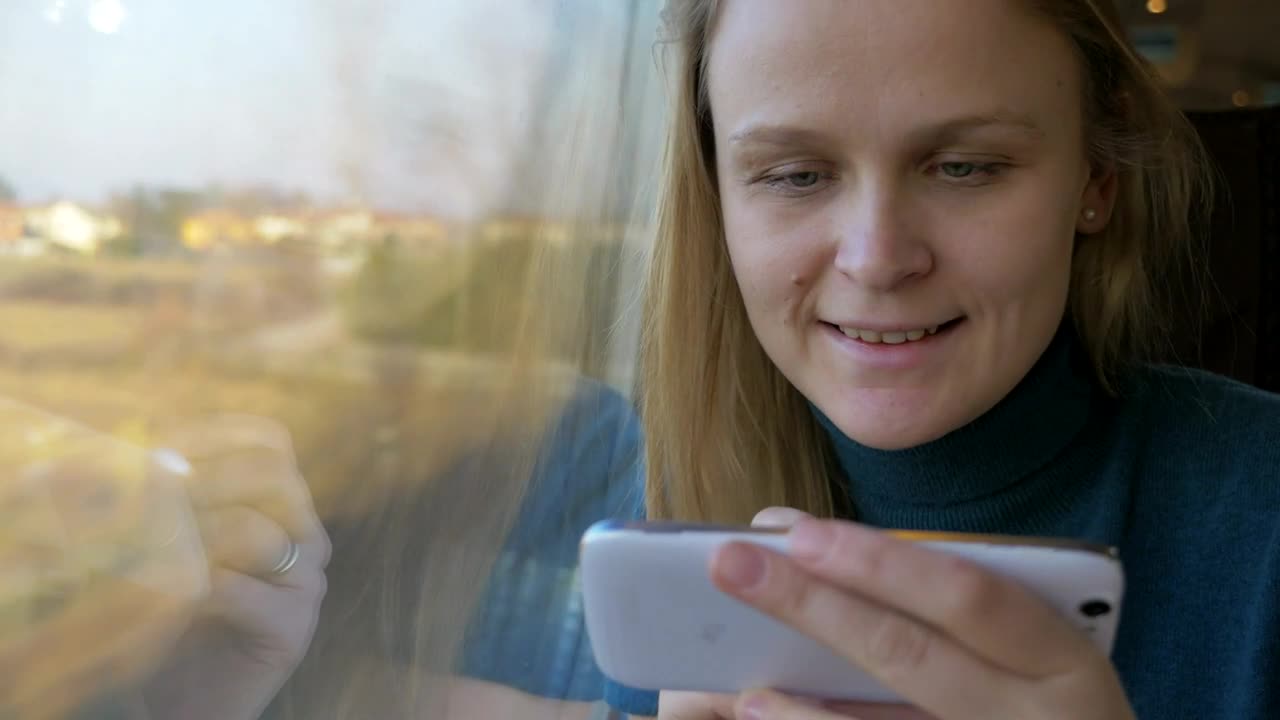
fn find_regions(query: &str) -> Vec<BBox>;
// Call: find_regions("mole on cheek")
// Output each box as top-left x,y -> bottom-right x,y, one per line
790,273 -> 804,286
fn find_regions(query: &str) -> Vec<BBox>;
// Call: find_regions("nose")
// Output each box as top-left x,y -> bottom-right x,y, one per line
832,188 -> 933,291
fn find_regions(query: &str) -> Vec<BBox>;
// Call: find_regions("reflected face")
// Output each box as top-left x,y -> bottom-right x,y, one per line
706,0 -> 1112,449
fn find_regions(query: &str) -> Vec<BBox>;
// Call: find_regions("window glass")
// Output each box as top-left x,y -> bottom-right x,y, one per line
1,1 -> 660,717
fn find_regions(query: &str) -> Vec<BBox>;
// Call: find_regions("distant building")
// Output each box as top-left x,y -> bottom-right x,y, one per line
22,201 -> 123,255
181,210 -> 254,251
373,213 -> 449,245
309,209 -> 449,250
311,209 -> 376,251
479,216 -> 571,247
253,213 -> 309,245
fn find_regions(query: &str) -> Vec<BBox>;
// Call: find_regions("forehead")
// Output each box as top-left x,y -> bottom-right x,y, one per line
705,0 -> 1084,142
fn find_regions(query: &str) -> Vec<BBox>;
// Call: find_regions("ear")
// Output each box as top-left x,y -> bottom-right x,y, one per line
1077,164 -> 1119,235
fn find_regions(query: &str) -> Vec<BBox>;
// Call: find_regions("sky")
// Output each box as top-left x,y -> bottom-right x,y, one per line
0,0 -> 644,217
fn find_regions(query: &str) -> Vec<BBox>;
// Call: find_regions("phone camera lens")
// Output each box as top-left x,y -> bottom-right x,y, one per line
1079,600 -> 1112,618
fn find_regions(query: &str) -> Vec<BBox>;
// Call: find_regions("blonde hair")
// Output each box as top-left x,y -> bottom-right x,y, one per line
640,0 -> 1215,523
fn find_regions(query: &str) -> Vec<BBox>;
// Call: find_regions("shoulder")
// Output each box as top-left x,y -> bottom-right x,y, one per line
543,376 -> 643,461
532,377 -> 644,510
459,379 -> 645,700
509,377 -> 645,558
1118,364 -> 1280,448
1111,363 -> 1280,507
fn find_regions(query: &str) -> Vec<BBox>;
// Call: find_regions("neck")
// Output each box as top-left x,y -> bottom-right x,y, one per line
815,322 -> 1096,510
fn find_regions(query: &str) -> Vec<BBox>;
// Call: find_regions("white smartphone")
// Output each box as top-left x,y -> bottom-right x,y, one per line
580,520 -> 1125,703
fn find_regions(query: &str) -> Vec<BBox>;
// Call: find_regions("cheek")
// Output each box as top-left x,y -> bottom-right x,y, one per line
722,204 -> 828,314
938,187 -> 1077,305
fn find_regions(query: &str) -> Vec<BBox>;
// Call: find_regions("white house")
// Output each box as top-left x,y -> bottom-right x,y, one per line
23,201 -> 122,255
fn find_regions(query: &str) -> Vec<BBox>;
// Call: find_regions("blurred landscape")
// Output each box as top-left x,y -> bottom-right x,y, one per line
0,177 -> 638,517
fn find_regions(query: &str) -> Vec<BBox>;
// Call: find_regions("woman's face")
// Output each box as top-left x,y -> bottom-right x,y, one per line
707,0 -> 1114,449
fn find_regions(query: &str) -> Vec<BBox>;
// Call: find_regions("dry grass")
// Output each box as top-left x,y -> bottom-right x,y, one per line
0,302 -> 143,354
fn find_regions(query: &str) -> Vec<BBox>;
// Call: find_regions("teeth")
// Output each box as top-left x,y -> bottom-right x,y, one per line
839,325 -> 940,344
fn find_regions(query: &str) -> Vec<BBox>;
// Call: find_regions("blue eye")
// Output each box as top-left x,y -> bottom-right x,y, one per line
935,161 -> 1004,182
761,169 -> 830,195
940,162 -> 979,178
783,171 -> 821,188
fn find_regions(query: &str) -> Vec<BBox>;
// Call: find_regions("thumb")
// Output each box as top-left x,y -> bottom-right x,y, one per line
750,506 -> 812,529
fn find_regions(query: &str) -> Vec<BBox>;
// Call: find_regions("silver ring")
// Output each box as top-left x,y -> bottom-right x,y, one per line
270,541 -> 300,576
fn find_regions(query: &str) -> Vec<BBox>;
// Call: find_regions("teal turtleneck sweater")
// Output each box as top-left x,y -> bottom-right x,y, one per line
605,325 -> 1280,718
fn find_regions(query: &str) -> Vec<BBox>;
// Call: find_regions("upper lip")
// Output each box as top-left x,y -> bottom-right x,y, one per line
825,319 -> 959,332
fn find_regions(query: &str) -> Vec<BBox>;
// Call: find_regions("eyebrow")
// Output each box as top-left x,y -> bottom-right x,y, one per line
727,125 -> 833,148
909,112 -> 1047,145
726,112 -> 1046,150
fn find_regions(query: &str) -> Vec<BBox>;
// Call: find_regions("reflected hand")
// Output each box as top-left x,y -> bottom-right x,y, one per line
705,517 -> 1133,720
143,415 -> 329,720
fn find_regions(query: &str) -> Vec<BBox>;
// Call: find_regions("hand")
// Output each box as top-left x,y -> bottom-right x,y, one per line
0,417 -> 203,719
141,415 -> 330,720
704,517 -> 1134,720
658,509 -> 929,720
660,691 -> 932,719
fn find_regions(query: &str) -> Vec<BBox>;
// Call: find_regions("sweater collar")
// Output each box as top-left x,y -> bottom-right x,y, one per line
815,322 -> 1095,509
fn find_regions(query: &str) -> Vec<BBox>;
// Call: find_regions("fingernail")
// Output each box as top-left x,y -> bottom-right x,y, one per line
715,543 -> 766,590
788,518 -> 833,560
751,506 -> 809,529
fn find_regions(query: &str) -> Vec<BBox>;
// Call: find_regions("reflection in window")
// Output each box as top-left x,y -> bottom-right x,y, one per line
1,0 -> 661,717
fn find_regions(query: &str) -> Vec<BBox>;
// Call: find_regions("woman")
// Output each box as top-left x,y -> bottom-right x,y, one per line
608,0 -> 1280,718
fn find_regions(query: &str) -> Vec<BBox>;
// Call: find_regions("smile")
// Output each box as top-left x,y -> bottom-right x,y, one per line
837,325 -> 938,344
826,318 -> 964,345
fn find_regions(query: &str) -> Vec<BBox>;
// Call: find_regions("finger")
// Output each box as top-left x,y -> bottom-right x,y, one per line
183,444 -> 297,507
735,690 -> 855,719
752,507 -> 812,529
200,506 -> 299,581
822,700 -> 938,720
710,542 -> 1010,720
192,456 -> 324,547
203,568 -> 326,665
659,691 -> 738,719
158,415 -> 315,527
162,414 -> 296,463
785,519 -> 1094,676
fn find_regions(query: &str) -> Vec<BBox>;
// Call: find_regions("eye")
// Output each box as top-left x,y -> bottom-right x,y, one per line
939,162 -> 980,178
931,160 -> 1006,183
759,169 -> 832,196
780,171 -> 821,188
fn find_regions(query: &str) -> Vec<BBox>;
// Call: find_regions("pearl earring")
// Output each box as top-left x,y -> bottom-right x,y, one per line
1083,208 -> 1098,222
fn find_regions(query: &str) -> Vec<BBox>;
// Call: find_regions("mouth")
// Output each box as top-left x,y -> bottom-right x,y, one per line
823,317 -> 965,345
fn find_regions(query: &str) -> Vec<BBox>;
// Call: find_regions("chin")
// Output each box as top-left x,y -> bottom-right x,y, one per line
829,412 -> 956,451
812,387 -> 963,451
